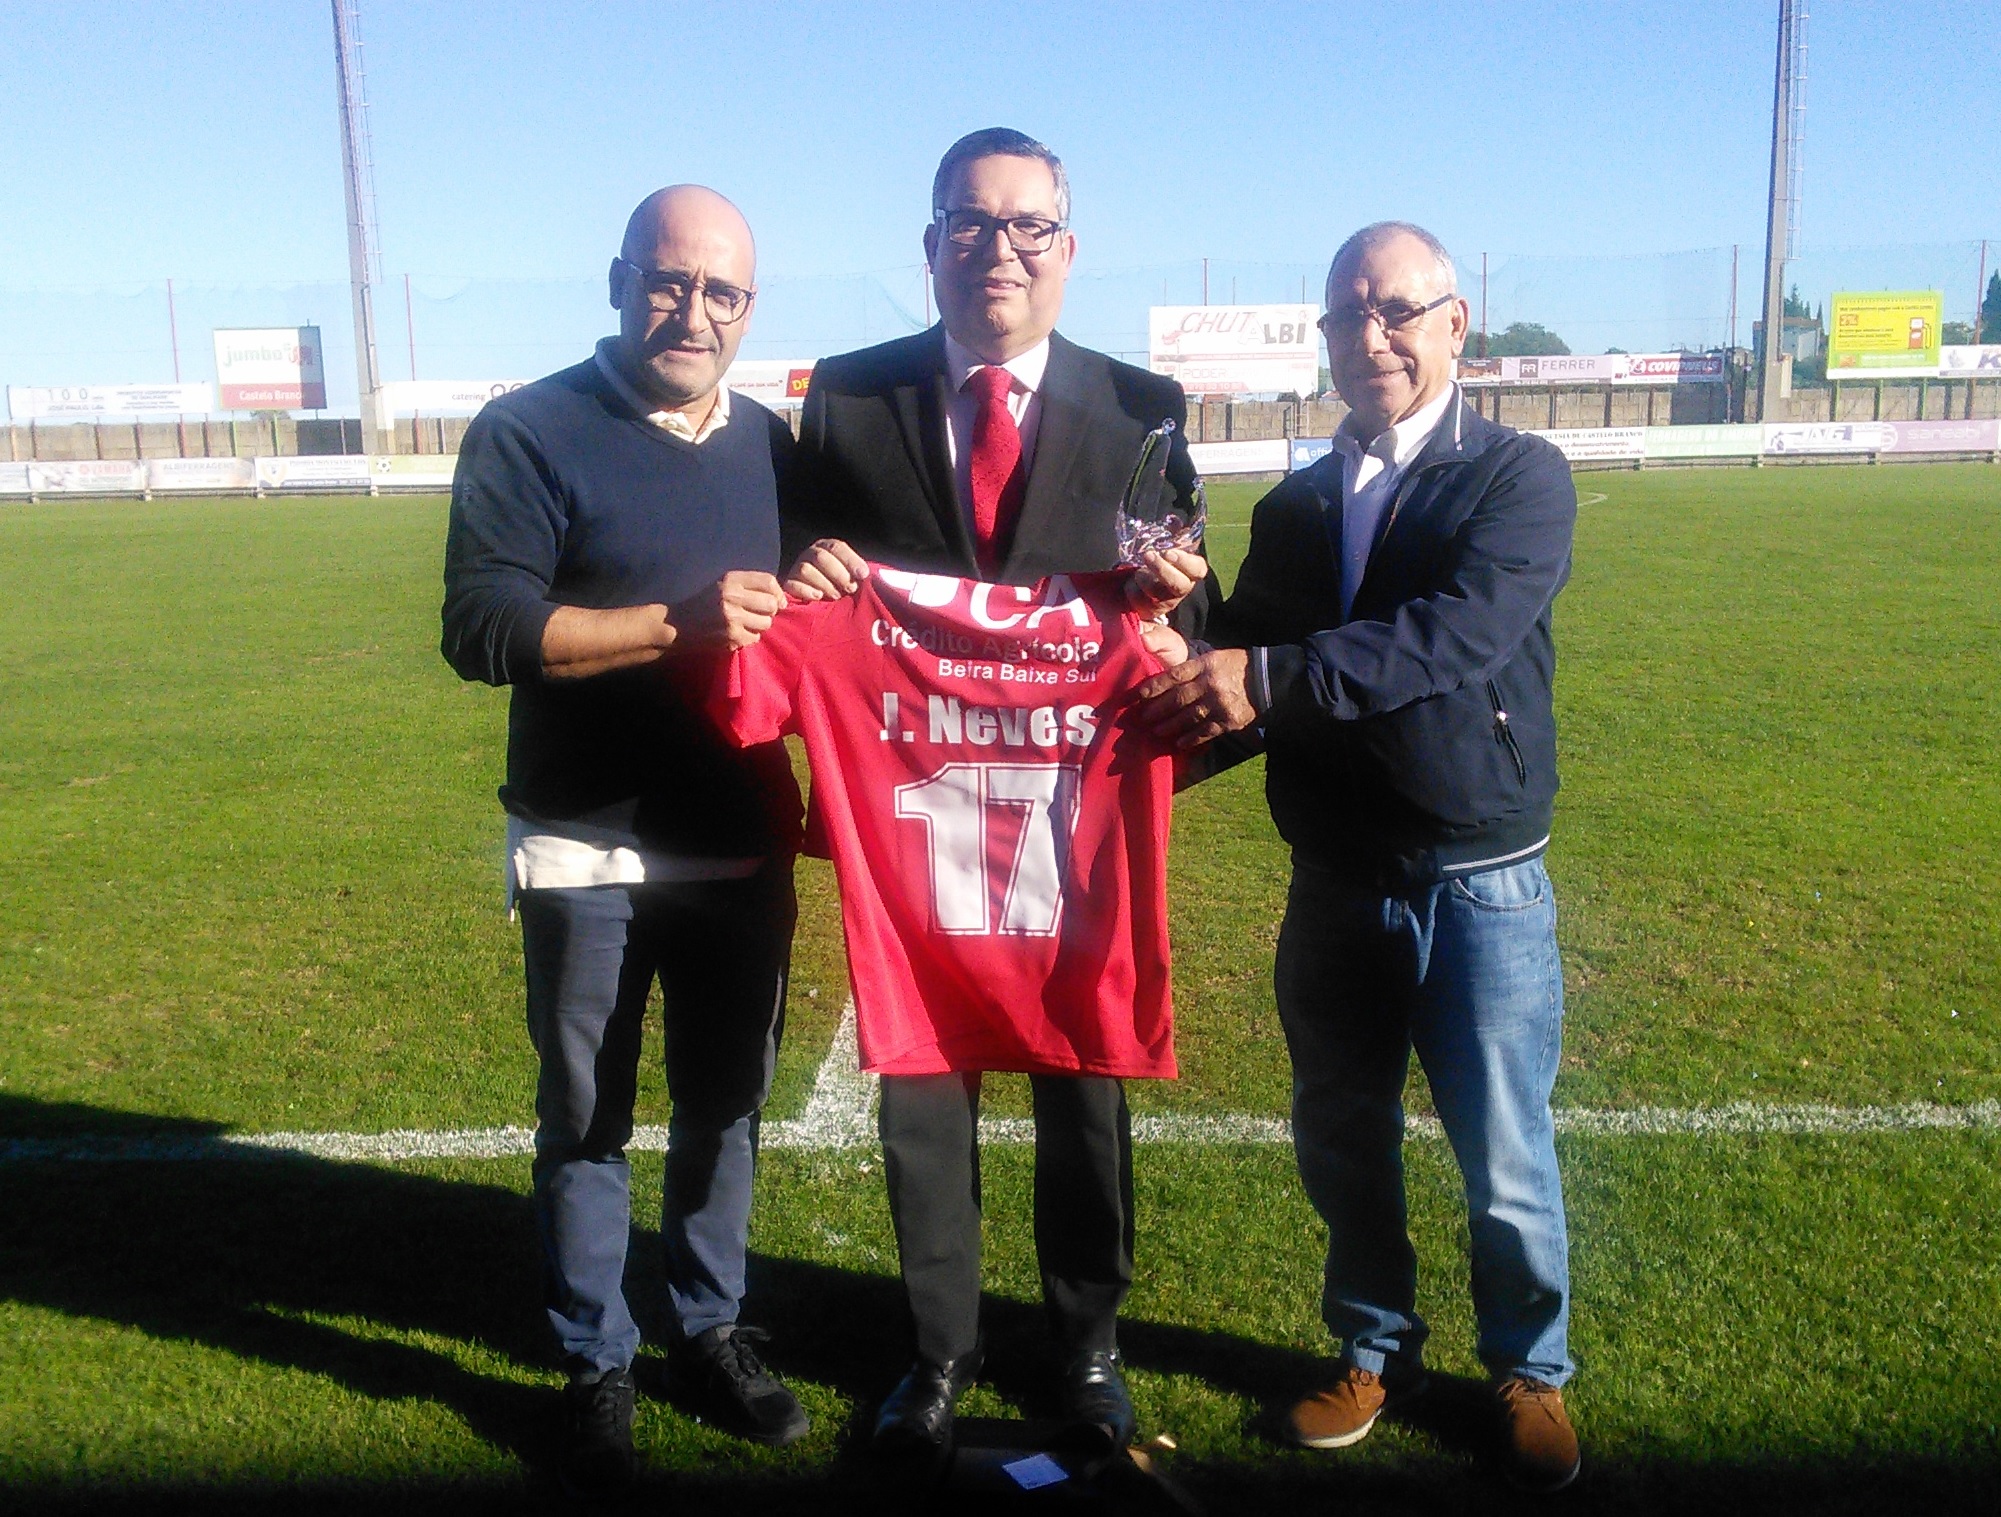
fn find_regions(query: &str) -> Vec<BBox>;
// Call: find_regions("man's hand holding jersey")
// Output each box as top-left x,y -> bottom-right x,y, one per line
1132,648 -> 1259,751
537,570 -> 786,679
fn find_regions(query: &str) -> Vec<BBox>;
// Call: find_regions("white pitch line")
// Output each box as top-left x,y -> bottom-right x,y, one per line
763,999 -> 878,1150
6,1101 -> 2000,1167
6,1013 -> 1998,1164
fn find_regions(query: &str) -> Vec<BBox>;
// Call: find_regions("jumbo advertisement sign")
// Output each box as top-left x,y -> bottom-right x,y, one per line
1149,305 -> 1318,397
213,327 -> 327,411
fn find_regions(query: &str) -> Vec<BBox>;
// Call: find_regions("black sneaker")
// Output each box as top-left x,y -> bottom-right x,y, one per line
670,1324 -> 810,1447
557,1366 -> 636,1499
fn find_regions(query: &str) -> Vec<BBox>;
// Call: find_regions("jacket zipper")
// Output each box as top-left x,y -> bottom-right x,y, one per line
1488,680 -> 1527,785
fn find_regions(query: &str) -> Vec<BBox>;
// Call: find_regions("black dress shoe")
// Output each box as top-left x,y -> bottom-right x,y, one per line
872,1346 -> 985,1453
1058,1348 -> 1137,1453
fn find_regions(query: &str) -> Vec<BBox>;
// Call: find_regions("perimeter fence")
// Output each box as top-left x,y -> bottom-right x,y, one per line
4,239 -> 1998,490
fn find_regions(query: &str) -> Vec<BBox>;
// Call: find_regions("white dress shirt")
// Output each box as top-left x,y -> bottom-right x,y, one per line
1332,383 -> 1458,619
942,332 -> 1049,535
593,337 -> 734,443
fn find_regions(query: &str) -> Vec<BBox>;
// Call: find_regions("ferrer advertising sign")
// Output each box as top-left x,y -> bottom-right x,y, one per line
1826,292 -> 1943,376
1149,305 -> 1318,396
213,327 -> 327,411
1457,353 -> 1726,386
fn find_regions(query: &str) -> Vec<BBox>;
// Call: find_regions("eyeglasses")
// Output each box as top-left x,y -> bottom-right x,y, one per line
615,259 -> 755,324
933,209 -> 1068,253
1316,293 -> 1456,339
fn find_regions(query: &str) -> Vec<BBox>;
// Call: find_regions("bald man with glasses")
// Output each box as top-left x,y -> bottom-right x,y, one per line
443,185 -> 809,1497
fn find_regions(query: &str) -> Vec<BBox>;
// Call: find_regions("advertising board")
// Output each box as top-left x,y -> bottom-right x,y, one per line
1186,438 -> 1291,475
254,455 -> 373,489
1826,291 -> 1942,377
1762,422 -> 1892,455
1642,424 -> 1763,460
25,460 -> 148,493
0,462 -> 31,495
1760,419 -> 1998,456
147,457 -> 257,491
1458,353 -> 1725,386
1290,437 -> 1334,470
378,380 -> 525,414
1149,306 -> 1318,396
214,328 -> 328,411
1872,419 -> 2001,454
7,383 -> 215,420
726,360 -> 817,409
1526,427 -> 1647,462
370,455 -> 458,488
1938,344 -> 2001,377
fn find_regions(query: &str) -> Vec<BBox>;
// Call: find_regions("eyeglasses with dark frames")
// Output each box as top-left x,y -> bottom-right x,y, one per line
615,258 -> 756,324
933,209 -> 1068,254
1317,292 -> 1456,339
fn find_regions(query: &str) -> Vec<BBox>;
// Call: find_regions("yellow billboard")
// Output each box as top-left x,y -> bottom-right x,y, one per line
1827,291 -> 1943,373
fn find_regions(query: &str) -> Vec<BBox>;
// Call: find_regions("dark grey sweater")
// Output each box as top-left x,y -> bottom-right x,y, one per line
441,358 -> 800,857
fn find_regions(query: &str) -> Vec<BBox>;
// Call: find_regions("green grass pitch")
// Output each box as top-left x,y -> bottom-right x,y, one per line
1,464 -> 1998,1511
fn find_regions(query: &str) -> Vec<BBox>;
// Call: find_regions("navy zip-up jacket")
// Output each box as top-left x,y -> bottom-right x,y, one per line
1211,396 -> 1576,886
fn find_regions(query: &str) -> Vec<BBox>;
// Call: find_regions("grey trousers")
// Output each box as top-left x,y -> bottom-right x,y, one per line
519,863 -> 794,1375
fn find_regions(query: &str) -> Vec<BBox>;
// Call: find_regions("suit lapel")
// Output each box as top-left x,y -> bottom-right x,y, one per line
887,333 -> 974,566
1000,333 -> 1092,581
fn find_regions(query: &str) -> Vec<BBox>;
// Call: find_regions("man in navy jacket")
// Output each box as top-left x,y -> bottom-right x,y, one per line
1136,221 -> 1581,1493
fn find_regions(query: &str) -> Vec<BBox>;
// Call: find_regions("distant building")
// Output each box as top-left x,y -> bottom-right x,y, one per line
1751,314 -> 1823,363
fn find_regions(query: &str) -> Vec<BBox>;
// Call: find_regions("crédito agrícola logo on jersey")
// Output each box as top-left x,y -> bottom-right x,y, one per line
870,569 -> 1106,675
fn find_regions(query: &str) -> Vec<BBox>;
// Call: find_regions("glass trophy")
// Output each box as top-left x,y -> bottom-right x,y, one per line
1114,418 -> 1207,565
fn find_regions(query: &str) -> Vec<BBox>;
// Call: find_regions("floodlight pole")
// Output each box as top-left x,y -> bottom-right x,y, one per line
1728,245 -> 1739,352
1976,240 -> 1992,344
1758,0 -> 1807,420
167,277 -> 187,456
332,0 -> 391,454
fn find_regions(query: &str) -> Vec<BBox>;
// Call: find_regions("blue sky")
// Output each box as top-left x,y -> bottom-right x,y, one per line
2,0 -> 1997,399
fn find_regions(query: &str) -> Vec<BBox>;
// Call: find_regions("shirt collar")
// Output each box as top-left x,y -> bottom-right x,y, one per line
1334,382 -> 1457,468
594,337 -> 732,443
943,331 -> 1051,397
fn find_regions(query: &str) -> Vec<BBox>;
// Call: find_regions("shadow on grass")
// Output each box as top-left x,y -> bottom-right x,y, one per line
1,1093 -> 1997,1515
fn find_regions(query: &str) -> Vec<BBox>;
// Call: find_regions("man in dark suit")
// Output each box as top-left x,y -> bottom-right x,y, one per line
781,127 -> 1211,1458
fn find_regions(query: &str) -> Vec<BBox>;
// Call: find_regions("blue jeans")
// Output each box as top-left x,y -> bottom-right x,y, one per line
518,864 -> 794,1376
1275,856 -> 1572,1387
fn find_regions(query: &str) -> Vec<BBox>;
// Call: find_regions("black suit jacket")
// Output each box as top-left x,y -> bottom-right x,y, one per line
782,325 -> 1216,634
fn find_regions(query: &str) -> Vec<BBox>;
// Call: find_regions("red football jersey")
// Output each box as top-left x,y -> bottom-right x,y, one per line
713,567 -> 1176,1079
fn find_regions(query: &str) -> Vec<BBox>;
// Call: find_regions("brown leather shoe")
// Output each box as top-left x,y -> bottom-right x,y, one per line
1288,1364 -> 1427,1449
1494,1376 -> 1580,1492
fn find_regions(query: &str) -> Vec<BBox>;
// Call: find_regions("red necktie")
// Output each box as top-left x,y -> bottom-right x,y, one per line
965,365 -> 1025,577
